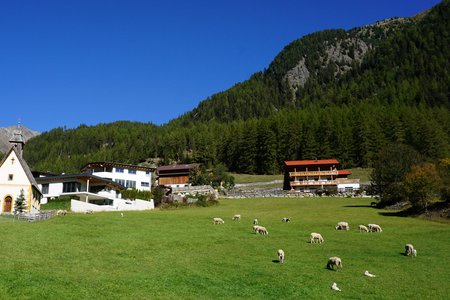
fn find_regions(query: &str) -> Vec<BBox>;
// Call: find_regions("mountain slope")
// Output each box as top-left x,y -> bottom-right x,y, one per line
0,126 -> 40,154
173,1 -> 448,124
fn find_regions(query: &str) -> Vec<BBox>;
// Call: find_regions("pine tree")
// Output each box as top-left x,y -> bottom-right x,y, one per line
14,189 -> 26,214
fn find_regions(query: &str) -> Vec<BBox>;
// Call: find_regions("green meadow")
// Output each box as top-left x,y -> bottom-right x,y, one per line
1,197 -> 449,299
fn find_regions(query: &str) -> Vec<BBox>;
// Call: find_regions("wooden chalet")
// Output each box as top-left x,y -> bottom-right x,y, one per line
157,164 -> 200,188
283,159 -> 359,192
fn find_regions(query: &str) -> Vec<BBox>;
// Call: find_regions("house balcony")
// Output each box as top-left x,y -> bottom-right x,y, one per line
289,170 -> 338,177
290,180 -> 337,187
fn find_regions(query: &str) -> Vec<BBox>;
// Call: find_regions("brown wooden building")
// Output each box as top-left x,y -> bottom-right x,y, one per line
157,164 -> 200,187
283,159 -> 359,192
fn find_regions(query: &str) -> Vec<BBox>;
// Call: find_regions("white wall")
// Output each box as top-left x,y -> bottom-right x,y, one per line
337,183 -> 360,192
0,150 -> 34,213
71,198 -> 154,213
91,168 -> 152,191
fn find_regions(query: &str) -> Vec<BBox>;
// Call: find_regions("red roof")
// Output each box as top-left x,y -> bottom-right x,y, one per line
284,159 -> 340,166
338,170 -> 351,176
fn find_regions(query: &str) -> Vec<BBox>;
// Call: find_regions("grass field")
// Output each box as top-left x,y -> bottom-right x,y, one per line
1,197 -> 449,299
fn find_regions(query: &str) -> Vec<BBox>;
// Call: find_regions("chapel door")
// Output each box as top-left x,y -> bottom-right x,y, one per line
4,196 -> 12,213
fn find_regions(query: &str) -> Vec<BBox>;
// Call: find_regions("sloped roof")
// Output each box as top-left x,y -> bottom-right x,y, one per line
338,170 -> 351,176
284,159 -> 340,166
0,146 -> 41,194
80,161 -> 156,173
35,173 -> 124,190
157,163 -> 200,172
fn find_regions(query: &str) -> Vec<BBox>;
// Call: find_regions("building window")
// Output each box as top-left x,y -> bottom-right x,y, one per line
126,180 -> 136,189
8,174 -> 13,181
42,184 -> 49,194
145,171 -> 151,176
128,169 -> 136,174
115,179 -> 126,187
63,182 -> 81,193
116,168 -> 124,173
141,182 -> 149,187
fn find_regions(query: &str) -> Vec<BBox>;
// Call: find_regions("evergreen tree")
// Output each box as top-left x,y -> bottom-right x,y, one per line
14,189 -> 26,214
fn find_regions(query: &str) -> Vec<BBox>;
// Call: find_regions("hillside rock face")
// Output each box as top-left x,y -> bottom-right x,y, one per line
284,17 -> 409,96
0,126 -> 40,154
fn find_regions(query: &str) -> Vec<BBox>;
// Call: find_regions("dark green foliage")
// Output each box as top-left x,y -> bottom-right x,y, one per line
152,186 -> 166,207
121,189 -> 152,201
370,144 -> 423,206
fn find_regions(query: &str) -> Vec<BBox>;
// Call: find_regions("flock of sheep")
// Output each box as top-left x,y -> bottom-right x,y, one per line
212,215 -> 418,293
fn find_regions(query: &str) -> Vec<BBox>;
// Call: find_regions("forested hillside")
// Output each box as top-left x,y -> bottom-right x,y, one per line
25,1 -> 450,174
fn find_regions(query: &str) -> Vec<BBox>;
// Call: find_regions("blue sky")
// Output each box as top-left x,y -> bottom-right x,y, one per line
0,0 -> 441,132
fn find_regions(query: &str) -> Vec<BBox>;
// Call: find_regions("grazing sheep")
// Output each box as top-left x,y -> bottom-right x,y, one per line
256,226 -> 269,235
277,249 -> 285,264
85,209 -> 93,214
253,218 -> 258,225
327,256 -> 342,270
368,224 -> 382,232
310,232 -> 324,244
330,282 -> 341,292
281,217 -> 290,222
358,225 -> 369,232
335,221 -> 349,231
253,225 -> 262,233
232,214 -> 241,221
56,209 -> 67,216
364,270 -> 376,277
405,244 -> 417,257
213,217 -> 224,225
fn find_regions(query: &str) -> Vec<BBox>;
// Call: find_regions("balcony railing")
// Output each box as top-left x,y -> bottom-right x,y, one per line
289,170 -> 338,177
290,180 -> 337,187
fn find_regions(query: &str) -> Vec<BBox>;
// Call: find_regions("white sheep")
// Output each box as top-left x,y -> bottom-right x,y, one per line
281,217 -> 290,222
335,221 -> 349,231
253,225 -> 262,233
277,249 -> 285,264
358,225 -> 369,232
56,209 -> 67,216
364,270 -> 376,277
310,232 -> 324,244
213,217 -> 224,225
256,226 -> 269,235
330,282 -> 341,292
232,214 -> 241,221
327,256 -> 342,270
85,209 -> 93,214
253,218 -> 259,225
368,224 -> 382,232
405,244 -> 417,257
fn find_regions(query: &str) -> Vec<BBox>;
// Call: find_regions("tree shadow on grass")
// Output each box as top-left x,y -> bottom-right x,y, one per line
378,207 -> 422,218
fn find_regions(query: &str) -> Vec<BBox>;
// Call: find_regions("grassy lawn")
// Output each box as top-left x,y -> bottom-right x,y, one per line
348,168 -> 373,183
231,173 -> 283,184
1,197 -> 449,299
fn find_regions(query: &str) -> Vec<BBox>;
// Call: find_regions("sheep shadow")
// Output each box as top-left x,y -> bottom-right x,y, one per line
272,260 -> 281,264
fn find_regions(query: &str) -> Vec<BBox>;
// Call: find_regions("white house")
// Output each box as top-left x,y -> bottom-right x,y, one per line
35,173 -> 154,213
80,162 -> 155,191
0,129 -> 42,214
